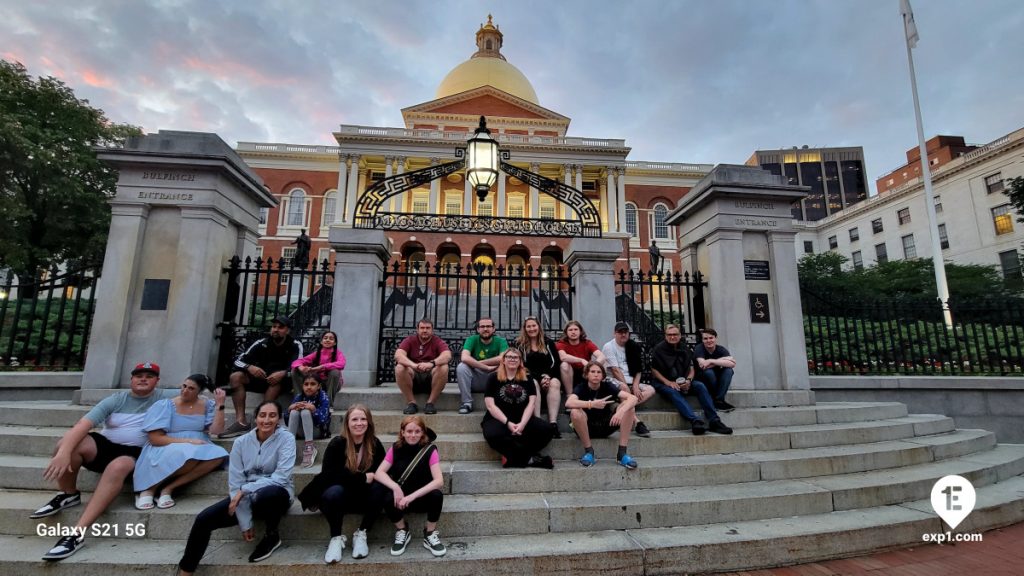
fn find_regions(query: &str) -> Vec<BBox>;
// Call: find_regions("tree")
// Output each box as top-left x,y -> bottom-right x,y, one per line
1006,176 -> 1024,223
0,60 -> 140,288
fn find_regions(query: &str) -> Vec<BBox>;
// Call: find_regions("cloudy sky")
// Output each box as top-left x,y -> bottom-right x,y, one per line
3,0 -> 1023,194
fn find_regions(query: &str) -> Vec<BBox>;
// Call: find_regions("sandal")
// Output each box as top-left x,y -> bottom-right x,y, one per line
156,494 -> 176,509
135,493 -> 155,510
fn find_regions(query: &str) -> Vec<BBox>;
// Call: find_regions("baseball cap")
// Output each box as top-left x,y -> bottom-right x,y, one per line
271,315 -> 292,328
614,322 -> 631,333
131,362 -> 160,376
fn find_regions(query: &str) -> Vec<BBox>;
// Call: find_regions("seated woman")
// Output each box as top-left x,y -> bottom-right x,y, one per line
133,374 -> 228,510
292,330 -> 346,403
515,316 -> 563,437
298,404 -> 385,563
177,401 -> 295,575
369,415 -> 447,557
481,349 -> 554,469
566,362 -> 639,470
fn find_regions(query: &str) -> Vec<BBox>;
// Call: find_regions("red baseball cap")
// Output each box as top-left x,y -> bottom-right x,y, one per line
131,362 -> 160,376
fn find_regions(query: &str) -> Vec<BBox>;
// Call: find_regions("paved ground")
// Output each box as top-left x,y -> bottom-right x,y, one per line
720,521 -> 1023,575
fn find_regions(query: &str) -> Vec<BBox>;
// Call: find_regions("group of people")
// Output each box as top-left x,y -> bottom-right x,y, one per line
395,316 -> 738,469
32,311 -> 738,568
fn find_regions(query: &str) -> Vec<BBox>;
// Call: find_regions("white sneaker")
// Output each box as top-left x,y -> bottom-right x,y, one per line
351,529 -> 369,559
324,535 -> 345,564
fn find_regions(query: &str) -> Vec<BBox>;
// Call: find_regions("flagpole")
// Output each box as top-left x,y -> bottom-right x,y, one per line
902,3 -> 953,328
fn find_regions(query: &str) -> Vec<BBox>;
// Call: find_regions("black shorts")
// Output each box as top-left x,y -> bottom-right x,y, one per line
412,371 -> 434,393
579,412 -> 616,439
83,432 -> 142,473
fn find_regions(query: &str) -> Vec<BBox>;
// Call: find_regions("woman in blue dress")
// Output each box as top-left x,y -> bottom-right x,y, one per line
133,374 -> 229,509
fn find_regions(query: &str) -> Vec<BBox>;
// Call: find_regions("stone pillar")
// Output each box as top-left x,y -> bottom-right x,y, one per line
496,171 -> 506,216
666,164 -> 809,392
328,228 -> 391,387
529,162 -> 540,218
335,154 -> 349,224
82,131 -> 273,393
565,237 -> 626,346
345,155 -> 361,223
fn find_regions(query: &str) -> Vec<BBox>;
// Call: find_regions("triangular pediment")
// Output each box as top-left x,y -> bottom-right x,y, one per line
402,86 -> 570,128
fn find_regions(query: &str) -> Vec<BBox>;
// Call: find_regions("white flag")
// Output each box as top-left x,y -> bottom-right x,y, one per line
900,0 -> 919,48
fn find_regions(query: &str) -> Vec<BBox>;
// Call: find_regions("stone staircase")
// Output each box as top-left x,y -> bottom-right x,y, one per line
1,386 -> 1023,575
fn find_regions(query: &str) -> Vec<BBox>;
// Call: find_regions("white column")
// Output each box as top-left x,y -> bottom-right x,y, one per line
344,155 -> 361,223
574,164 -> 583,191
497,171 -> 506,216
384,156 -> 395,212
394,157 -> 406,213
529,162 -> 540,218
335,154 -> 349,225
616,166 -> 627,233
464,174 -> 473,215
428,157 -> 440,214
562,164 -> 572,219
605,167 -> 618,232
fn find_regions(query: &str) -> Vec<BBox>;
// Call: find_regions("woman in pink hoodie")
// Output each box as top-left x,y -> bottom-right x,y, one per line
292,331 -> 346,404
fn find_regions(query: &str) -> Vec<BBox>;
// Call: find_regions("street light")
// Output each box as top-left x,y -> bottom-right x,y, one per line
466,116 -> 499,201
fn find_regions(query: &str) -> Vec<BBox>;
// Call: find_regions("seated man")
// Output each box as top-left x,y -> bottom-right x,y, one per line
221,315 -> 303,438
693,328 -> 736,412
602,322 -> 655,438
456,317 -> 508,414
556,320 -> 606,393
394,317 -> 452,415
33,362 -> 169,560
566,362 -> 639,469
649,325 -> 732,436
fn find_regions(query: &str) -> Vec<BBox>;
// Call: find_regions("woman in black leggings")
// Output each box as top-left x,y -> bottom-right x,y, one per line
481,348 -> 554,468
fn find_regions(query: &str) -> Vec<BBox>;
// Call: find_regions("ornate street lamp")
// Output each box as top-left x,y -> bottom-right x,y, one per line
465,116 -> 499,201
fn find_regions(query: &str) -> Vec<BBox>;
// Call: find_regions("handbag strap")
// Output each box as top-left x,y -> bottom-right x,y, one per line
397,443 -> 433,486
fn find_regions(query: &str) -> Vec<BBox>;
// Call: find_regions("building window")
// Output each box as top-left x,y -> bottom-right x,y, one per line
411,190 -> 429,214
848,227 -> 859,242
625,203 -> 638,237
985,173 -> 1004,194
629,257 -> 641,272
444,192 -> 462,215
998,250 -> 1022,285
321,191 -> 336,229
852,251 -> 863,271
901,234 -> 917,259
258,207 -> 269,226
937,223 -> 949,250
539,197 -> 556,220
828,235 -> 838,250
284,189 -> 307,227
875,243 -> 888,264
897,207 -> 911,225
477,197 -> 494,217
281,248 -> 297,283
872,218 -> 883,234
992,204 -> 1014,235
653,203 -> 669,240
803,241 -> 814,254
507,195 -> 525,218
934,195 -> 943,214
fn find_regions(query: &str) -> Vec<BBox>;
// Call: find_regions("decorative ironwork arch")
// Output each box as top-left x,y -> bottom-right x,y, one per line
352,149 -> 602,238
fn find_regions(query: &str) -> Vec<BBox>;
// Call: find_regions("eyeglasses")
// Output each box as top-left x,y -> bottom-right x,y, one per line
479,325 -> 494,329
504,356 -> 521,361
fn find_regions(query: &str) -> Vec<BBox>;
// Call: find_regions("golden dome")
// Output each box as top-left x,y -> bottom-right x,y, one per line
435,15 -> 539,105
436,57 -> 539,104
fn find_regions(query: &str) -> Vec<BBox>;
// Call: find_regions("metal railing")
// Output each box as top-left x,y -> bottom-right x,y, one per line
0,263 -> 101,371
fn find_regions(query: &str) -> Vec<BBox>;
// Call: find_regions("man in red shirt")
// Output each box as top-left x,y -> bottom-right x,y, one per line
555,320 -> 606,394
394,318 -> 452,415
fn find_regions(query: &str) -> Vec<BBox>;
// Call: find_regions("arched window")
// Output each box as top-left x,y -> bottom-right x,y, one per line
321,191 -> 337,229
625,203 -> 638,237
653,203 -> 669,240
286,189 -> 306,227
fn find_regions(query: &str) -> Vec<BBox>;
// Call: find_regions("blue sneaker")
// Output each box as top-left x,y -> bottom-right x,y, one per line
617,454 -> 638,470
579,452 -> 595,467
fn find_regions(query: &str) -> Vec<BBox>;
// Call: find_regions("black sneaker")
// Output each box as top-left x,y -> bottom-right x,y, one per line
690,419 -> 707,436
634,421 -> 651,438
423,529 -> 447,557
219,420 -> 251,439
424,402 -> 437,415
527,454 -> 554,469
30,492 -> 81,519
391,526 -> 412,556
249,532 -> 282,563
403,403 -> 418,415
708,419 -> 733,435
549,421 -> 562,439
458,403 -> 473,415
42,534 -> 84,561
714,400 -> 736,413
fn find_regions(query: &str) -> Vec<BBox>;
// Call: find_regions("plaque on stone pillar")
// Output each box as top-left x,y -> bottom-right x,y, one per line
743,260 -> 771,280
141,279 -> 171,311
749,293 -> 770,323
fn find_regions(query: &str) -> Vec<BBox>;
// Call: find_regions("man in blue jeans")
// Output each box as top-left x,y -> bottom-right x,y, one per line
693,328 -> 736,412
649,325 -> 732,436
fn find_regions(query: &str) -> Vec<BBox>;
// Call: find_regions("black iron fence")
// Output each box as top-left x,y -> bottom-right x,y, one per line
803,290 -> 1024,375
0,264 -> 101,371
216,256 -> 334,385
377,261 -> 573,384
614,269 -> 709,381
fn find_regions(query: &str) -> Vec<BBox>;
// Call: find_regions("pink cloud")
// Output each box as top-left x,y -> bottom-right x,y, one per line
182,56 -> 295,87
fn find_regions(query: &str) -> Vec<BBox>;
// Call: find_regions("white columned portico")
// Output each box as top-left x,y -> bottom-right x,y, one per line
529,162 -> 540,218
335,154 -> 349,224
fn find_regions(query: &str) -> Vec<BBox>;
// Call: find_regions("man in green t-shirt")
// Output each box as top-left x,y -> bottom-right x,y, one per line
456,317 -> 508,414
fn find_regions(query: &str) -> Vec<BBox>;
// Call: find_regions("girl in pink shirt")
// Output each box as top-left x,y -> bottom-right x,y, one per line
292,331 -> 346,402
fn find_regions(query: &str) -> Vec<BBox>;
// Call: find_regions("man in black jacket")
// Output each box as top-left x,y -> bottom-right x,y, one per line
220,316 -> 304,438
648,324 -> 732,436
602,322 -> 655,437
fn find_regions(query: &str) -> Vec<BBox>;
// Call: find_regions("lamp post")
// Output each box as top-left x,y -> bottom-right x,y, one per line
466,116 -> 499,201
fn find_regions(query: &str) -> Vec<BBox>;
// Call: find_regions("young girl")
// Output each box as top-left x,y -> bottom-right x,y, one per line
288,376 -> 331,467
291,330 -> 346,402
298,404 -> 385,562
370,416 -> 447,557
